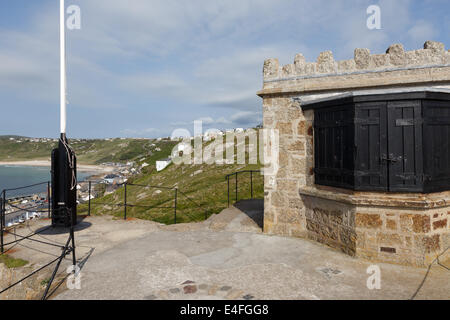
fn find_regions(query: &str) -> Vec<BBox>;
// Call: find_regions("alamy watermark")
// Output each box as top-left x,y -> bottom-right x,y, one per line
66,4 -> 81,30
366,5 -> 381,30
169,120 -> 279,176
366,265 -> 381,290
66,264 -> 82,290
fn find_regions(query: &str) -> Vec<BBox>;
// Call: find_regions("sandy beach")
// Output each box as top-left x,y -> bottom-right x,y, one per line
0,160 -> 114,173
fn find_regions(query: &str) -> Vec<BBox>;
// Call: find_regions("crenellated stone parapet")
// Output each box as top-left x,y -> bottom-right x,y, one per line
262,41 -> 450,83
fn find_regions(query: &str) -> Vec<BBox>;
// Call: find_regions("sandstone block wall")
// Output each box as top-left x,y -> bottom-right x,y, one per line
262,98 -> 313,238
300,187 -> 450,267
259,41 -> 450,267
356,206 -> 449,266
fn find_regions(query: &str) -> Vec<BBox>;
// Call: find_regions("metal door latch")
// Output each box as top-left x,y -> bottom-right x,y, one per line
381,154 -> 403,162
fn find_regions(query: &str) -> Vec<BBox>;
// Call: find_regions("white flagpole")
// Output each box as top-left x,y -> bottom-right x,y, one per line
60,0 -> 66,135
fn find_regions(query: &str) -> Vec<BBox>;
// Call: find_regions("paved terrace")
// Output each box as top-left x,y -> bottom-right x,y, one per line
2,200 -> 449,300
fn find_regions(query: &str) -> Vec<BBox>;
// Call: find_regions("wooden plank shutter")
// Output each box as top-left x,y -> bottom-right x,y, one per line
386,100 -> 423,192
314,105 -> 354,189
423,99 -> 450,192
354,102 -> 388,191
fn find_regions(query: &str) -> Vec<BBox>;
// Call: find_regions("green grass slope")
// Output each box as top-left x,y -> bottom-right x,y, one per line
79,133 -> 264,224
1,132 -> 264,224
0,137 -> 177,165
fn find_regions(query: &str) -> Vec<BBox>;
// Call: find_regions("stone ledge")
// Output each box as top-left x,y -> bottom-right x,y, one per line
299,186 -> 450,209
264,63 -> 450,84
257,65 -> 450,97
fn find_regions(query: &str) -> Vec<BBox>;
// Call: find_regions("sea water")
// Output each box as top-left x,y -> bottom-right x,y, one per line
0,165 -> 94,198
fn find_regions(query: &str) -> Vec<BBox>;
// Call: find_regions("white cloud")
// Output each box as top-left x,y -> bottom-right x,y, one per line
408,20 -> 436,44
168,111 -> 260,132
121,73 -> 187,97
120,127 -> 160,137
230,111 -> 262,126
1,0 -> 443,138
0,26 -> 58,103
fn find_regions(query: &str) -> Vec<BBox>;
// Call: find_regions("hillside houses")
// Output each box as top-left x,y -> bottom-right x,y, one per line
103,174 -> 127,185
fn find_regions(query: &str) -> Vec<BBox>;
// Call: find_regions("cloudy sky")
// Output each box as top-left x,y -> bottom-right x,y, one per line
0,0 -> 448,138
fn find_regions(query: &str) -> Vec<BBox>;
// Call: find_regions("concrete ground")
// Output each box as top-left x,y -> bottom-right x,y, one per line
2,200 -> 449,300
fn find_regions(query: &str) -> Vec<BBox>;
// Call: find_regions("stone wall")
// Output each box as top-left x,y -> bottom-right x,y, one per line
262,41 -> 450,82
262,98 -> 313,238
356,206 -> 448,266
300,187 -> 450,267
258,41 -> 450,267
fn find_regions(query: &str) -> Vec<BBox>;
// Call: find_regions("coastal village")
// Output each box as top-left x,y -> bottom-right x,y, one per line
0,126 -> 252,229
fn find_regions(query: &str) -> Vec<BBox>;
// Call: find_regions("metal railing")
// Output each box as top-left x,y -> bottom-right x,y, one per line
0,175 -> 210,299
1,181 -> 51,253
77,180 -> 208,224
0,183 -> 76,300
0,207 -> 77,300
0,178 -> 210,253
225,170 -> 263,207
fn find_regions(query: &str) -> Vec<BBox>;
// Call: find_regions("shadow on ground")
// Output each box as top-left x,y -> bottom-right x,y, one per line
35,216 -> 92,235
233,199 -> 263,229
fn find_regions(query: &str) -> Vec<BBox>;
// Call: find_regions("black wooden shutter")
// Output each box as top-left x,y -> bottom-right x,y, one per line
422,99 -> 450,192
386,101 -> 423,192
314,105 -> 354,188
308,91 -> 450,193
354,102 -> 388,191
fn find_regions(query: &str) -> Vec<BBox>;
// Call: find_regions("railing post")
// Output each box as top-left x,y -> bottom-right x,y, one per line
174,188 -> 178,224
250,171 -> 253,199
227,176 -> 230,207
124,182 -> 127,220
1,190 -> 4,254
88,181 -> 91,216
1,190 -> 5,230
47,181 -> 51,219
235,172 -> 238,203
69,208 -> 76,267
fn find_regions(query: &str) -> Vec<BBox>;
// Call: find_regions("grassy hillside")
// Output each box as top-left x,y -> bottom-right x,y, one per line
0,136 -> 177,165
79,133 -> 264,224
0,137 -> 57,161
0,132 -> 264,224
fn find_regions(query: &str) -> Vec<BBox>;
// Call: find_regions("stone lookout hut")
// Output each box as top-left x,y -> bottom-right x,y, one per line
258,41 -> 450,267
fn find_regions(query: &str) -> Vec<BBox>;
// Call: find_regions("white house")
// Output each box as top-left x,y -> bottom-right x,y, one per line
103,174 -> 121,184
82,195 -> 95,202
156,158 -> 172,171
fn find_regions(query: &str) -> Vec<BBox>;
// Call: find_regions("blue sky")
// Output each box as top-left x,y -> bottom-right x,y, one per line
0,0 -> 448,138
